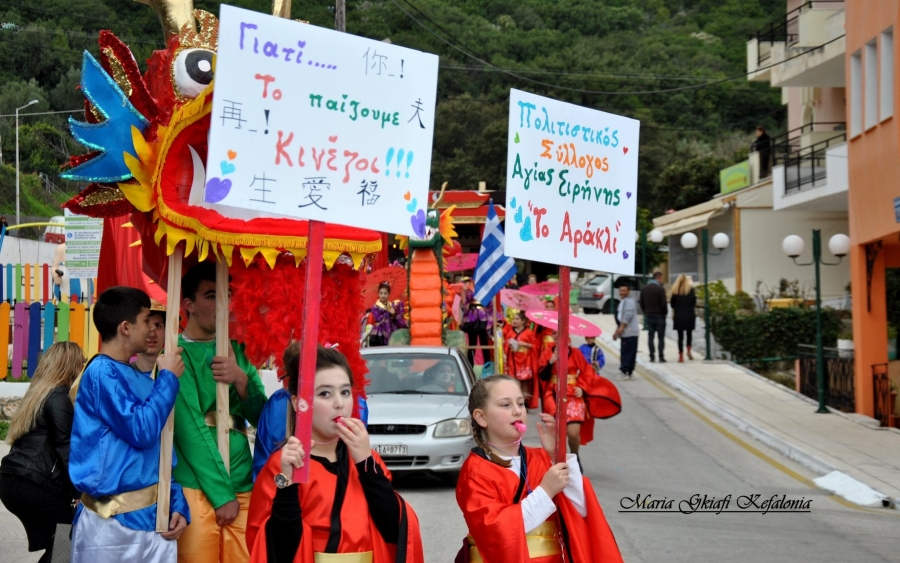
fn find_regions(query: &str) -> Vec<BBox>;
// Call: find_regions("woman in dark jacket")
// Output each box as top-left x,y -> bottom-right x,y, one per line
0,342 -> 84,563
669,275 -> 697,362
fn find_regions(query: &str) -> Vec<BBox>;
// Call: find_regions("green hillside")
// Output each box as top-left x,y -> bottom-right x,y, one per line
0,0 -> 784,227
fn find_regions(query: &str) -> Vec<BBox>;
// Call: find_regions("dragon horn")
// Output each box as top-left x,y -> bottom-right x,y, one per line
272,0 -> 291,19
432,181 -> 448,209
135,0 -> 196,40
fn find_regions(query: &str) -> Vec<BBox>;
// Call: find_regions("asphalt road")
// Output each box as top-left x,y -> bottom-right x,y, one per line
0,351 -> 897,562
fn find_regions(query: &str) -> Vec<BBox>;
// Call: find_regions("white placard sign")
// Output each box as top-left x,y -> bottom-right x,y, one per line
64,208 -> 103,279
204,5 -> 439,236
505,89 -> 640,273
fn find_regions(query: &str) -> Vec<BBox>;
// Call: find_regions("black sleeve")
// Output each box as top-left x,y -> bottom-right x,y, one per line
265,484 -> 302,562
356,456 -> 400,544
45,388 -> 74,468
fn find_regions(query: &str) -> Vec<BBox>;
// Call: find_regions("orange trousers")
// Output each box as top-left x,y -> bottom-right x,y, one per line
177,488 -> 252,563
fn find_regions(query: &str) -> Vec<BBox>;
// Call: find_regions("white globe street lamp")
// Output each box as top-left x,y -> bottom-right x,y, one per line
679,230 -> 730,360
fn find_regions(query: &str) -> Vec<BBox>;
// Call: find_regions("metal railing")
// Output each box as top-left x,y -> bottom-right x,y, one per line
797,344 -> 854,412
753,2 -> 844,64
872,363 -> 894,428
769,122 -> 845,165
783,133 -> 846,193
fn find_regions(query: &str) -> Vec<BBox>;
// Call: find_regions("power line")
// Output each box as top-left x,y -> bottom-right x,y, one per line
390,0 -> 844,96
0,109 -> 85,118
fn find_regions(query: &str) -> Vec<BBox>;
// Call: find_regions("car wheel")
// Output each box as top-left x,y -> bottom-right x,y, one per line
438,472 -> 460,486
583,308 -> 599,315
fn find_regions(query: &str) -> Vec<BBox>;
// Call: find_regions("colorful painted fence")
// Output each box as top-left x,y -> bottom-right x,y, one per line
2,263 -> 100,379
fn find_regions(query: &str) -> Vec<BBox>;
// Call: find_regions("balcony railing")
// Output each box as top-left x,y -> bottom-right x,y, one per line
798,344 -> 854,412
770,122 -> 845,165
752,1 -> 844,64
783,132 -> 846,193
872,363 -> 895,428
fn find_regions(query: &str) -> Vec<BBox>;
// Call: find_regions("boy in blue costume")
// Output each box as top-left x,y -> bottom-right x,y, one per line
69,286 -> 190,562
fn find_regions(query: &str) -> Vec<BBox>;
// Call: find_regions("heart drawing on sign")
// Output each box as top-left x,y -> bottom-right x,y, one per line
626,192 -> 632,199
205,177 -> 232,203
328,136 -> 338,143
622,250 -> 629,259
406,198 -> 418,213
403,191 -> 411,201
514,132 -> 520,144
623,147 -> 629,154
227,150 -> 237,160
220,161 -> 236,175
520,216 -> 534,242
514,205 -> 523,224
411,209 -> 426,237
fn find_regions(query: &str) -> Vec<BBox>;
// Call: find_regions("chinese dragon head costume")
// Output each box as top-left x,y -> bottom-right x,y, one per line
61,0 -> 377,382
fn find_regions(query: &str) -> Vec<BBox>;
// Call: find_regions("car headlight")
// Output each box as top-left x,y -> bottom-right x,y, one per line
433,418 -> 471,438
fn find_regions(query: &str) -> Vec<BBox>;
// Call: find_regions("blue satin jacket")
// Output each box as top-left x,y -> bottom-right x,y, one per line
70,355 -> 190,531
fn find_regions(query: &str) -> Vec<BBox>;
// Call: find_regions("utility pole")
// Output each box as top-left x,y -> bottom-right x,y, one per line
335,0 -> 346,32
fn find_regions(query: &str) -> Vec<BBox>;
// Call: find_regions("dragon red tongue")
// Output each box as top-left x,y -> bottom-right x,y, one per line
514,421 -> 526,434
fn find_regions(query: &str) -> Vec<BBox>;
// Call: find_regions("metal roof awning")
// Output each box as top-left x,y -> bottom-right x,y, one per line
652,199 -> 725,237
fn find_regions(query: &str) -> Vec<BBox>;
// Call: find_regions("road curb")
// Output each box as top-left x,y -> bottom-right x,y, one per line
595,334 -> 896,508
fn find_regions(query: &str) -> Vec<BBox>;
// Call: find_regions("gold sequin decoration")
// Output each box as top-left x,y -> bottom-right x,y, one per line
80,187 -> 126,207
179,10 -> 218,51
101,47 -> 133,97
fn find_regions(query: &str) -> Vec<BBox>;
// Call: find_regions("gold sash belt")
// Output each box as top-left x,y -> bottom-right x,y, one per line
468,520 -> 560,563
81,483 -> 158,519
313,552 -> 374,563
549,375 -> 578,386
204,412 -> 248,435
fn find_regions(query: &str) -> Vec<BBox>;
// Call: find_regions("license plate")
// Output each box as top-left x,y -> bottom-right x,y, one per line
374,444 -> 408,455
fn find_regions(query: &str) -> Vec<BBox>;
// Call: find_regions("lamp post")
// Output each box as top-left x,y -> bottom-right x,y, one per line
15,99 -> 39,225
782,230 -> 849,413
636,228 -> 664,287
680,229 -> 730,361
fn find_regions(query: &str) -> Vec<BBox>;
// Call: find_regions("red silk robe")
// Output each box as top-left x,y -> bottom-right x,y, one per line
247,449 -> 424,563
541,345 -> 622,445
502,325 -> 540,409
456,447 -> 623,563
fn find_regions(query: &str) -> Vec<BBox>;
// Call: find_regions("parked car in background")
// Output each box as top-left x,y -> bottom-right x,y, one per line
577,274 -> 642,314
361,346 -> 475,481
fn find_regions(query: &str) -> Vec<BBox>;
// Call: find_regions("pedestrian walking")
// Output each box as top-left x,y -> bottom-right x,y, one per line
455,375 -> 623,563
502,310 -> 540,409
613,284 -> 639,378
670,275 -> 697,362
639,271 -> 668,362
0,342 -> 84,563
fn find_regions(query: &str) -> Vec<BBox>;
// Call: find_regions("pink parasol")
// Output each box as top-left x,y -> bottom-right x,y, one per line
362,266 -> 407,302
445,253 -> 479,272
519,281 -> 560,296
500,289 -> 546,312
525,310 -> 602,337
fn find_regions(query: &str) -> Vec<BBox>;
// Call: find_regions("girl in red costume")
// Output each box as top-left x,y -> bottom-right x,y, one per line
539,333 -> 622,457
455,375 -> 623,563
247,345 -> 423,563
502,311 -> 540,409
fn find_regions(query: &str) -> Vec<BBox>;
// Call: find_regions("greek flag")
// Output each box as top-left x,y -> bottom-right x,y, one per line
474,201 -> 517,305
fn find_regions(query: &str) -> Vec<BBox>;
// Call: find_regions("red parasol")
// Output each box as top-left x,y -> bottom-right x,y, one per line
362,266 -> 407,302
445,253 -> 479,272
500,289 -> 546,312
519,281 -> 560,296
525,310 -> 602,337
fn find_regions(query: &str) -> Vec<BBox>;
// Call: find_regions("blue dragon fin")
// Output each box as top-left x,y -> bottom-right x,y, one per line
61,51 -> 150,183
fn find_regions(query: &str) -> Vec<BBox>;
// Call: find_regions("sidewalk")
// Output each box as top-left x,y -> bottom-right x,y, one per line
584,313 -> 900,508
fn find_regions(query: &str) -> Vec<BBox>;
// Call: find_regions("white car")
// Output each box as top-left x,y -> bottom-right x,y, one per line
361,346 -> 476,481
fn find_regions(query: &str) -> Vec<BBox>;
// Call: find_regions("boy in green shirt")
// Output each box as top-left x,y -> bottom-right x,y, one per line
174,262 -> 266,563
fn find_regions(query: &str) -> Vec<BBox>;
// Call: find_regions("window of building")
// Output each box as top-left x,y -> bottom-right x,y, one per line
881,29 -> 894,121
865,41 -> 878,130
850,50 -> 862,136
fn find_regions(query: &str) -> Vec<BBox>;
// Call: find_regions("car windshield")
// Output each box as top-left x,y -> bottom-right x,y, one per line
365,353 -> 467,396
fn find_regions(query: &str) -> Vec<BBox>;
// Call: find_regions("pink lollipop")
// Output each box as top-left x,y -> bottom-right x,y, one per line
514,421 -> 527,434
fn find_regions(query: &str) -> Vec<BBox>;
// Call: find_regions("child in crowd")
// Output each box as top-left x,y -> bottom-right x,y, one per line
247,345 -> 423,562
455,375 -> 623,563
578,336 -> 605,374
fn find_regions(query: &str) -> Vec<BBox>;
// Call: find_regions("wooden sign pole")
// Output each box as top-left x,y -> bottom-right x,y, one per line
216,256 -> 231,474
293,220 -> 325,484
156,248 -> 182,532
555,267 -> 570,464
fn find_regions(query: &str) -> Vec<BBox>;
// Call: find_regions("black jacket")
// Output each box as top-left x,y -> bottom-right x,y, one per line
0,386 -> 78,499
671,290 -> 697,331
639,282 -> 668,316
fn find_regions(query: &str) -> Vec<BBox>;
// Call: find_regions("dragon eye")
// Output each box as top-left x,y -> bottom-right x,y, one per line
174,48 -> 214,98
